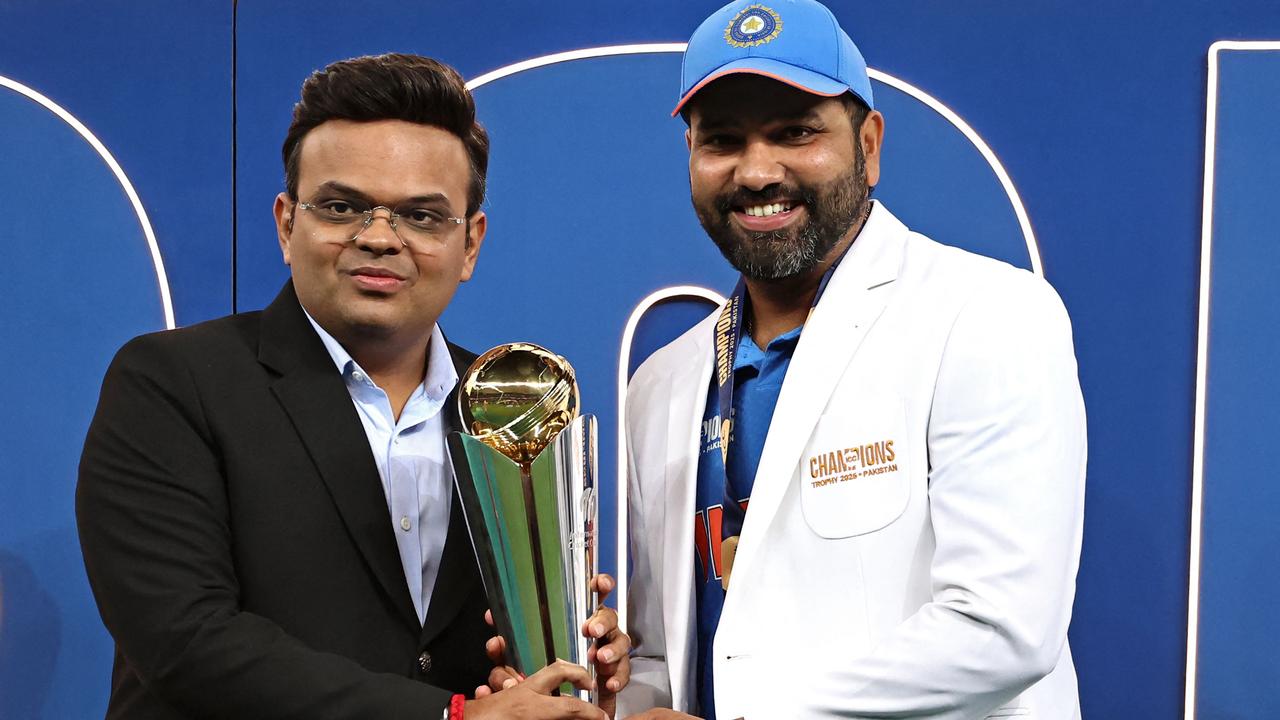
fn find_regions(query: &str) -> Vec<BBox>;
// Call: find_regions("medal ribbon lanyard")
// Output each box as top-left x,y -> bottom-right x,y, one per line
712,239 -> 854,588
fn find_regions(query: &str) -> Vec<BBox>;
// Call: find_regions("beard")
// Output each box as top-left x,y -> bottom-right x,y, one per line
695,144 -> 869,282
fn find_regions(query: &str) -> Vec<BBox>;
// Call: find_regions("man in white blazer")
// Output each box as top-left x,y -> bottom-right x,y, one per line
617,1 -> 1086,719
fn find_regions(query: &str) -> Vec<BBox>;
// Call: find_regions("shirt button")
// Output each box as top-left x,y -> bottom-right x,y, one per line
351,370 -> 366,384
418,651 -> 432,673
400,516 -> 412,532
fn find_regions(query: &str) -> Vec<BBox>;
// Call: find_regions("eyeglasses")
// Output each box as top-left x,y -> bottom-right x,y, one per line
296,198 -> 466,247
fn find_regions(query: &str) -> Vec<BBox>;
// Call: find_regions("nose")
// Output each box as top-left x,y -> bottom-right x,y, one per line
733,138 -> 785,192
350,204 -> 404,252
352,206 -> 404,254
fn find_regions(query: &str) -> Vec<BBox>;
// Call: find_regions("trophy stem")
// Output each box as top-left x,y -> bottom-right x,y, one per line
519,463 -> 559,672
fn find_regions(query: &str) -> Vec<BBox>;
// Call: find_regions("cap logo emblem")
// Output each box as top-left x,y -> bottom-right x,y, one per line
725,4 -> 782,48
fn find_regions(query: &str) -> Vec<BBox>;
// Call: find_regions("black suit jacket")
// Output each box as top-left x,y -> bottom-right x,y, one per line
77,283 -> 491,719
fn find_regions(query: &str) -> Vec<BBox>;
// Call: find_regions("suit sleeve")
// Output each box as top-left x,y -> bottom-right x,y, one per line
615,371 -> 676,716
783,274 -> 1087,718
77,335 -> 451,719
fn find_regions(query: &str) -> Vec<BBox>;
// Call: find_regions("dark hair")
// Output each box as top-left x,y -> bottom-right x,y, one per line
840,92 -> 871,131
282,53 -> 489,215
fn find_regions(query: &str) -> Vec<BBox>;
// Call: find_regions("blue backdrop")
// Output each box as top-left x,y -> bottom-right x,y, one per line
2,2 -> 1278,718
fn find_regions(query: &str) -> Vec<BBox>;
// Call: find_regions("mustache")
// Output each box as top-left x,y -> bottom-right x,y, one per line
713,185 -> 817,214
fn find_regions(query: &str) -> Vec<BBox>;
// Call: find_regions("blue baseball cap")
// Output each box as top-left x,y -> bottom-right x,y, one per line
673,0 -> 874,117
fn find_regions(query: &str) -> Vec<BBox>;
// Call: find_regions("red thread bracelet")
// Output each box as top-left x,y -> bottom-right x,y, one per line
448,693 -> 465,720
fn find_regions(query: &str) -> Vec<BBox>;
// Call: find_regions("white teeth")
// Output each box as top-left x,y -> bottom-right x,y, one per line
744,202 -> 792,217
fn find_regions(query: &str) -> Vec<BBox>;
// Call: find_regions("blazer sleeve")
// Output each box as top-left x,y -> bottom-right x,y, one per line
76,334 -> 452,719
782,273 -> 1087,718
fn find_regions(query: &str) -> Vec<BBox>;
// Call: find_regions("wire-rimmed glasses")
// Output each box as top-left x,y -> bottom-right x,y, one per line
297,198 -> 466,247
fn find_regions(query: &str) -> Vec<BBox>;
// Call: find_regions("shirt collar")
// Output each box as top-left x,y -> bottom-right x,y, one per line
302,310 -> 458,402
422,322 -> 459,403
735,324 -> 802,372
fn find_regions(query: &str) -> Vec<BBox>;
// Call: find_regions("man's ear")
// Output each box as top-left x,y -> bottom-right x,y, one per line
860,110 -> 885,188
459,210 -> 486,282
273,193 -> 294,265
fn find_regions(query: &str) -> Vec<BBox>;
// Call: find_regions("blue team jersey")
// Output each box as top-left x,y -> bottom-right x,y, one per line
693,326 -> 800,719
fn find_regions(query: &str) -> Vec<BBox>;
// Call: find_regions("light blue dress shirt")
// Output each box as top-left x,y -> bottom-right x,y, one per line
305,312 -> 458,626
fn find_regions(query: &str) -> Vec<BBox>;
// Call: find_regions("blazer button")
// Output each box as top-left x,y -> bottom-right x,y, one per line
418,651 -> 433,674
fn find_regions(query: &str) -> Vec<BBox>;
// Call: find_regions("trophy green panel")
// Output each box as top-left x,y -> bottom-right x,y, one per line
454,434 -> 546,673
488,465 -> 548,672
449,434 -> 516,664
530,448 -> 571,662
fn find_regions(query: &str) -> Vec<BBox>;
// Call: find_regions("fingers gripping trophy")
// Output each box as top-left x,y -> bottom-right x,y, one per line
446,343 -> 599,700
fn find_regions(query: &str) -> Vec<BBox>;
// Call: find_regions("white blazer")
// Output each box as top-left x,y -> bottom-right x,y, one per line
619,203 -> 1086,720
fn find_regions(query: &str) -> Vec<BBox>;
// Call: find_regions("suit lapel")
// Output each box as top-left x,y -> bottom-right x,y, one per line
422,342 -> 483,644
728,204 -> 906,597
258,283 -> 419,630
662,319 -> 716,710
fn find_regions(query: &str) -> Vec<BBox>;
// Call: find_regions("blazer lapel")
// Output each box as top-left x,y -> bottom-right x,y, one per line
728,204 -> 906,595
258,283 -> 419,630
662,320 -> 716,711
421,342 -> 483,644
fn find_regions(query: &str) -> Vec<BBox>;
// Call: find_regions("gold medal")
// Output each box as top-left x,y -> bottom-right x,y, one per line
721,535 -> 740,590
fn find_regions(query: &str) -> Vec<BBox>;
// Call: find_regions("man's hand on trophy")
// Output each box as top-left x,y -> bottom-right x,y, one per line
477,574 -> 631,718
475,611 -> 521,696
465,659 -> 606,720
584,574 -> 631,701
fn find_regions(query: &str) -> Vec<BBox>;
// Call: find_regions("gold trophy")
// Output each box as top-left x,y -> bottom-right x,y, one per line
447,343 -> 598,700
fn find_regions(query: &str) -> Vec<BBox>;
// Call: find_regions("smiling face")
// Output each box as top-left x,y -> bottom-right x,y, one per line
273,119 -> 485,352
687,74 -> 882,282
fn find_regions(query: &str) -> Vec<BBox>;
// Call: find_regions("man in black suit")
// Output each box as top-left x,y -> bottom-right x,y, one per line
78,54 -> 619,719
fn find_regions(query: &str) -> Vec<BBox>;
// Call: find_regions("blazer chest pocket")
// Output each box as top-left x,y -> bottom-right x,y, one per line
799,397 -> 910,539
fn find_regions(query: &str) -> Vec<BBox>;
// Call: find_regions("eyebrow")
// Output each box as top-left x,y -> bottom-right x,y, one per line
313,181 -> 453,207
696,107 -> 824,133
